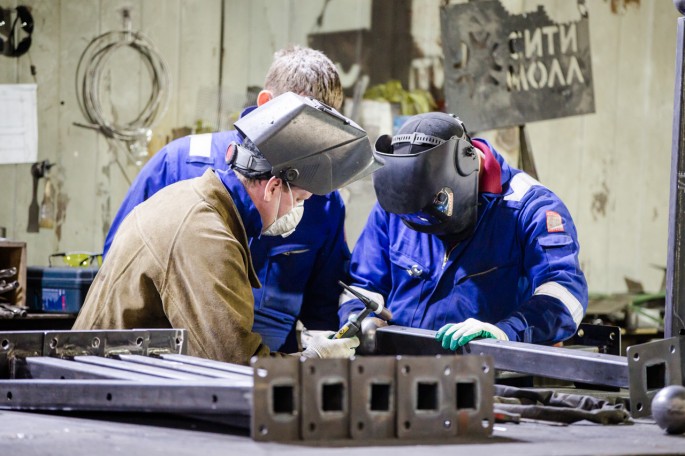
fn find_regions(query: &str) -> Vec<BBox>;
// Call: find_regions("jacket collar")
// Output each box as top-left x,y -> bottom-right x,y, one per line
472,139 -> 502,194
215,168 -> 263,239
472,138 -> 514,195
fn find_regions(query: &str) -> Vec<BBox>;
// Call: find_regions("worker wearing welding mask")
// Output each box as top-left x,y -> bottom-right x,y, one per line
104,46 -> 350,354
339,112 -> 588,349
74,93 -> 381,364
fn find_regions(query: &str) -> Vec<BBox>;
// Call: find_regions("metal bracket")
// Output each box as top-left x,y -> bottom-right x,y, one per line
566,323 -> 622,355
1,330 -> 494,443
376,325 -> 685,420
251,354 -> 493,442
395,354 -> 494,439
350,355 -> 396,439
44,329 -> 186,358
0,331 -> 44,379
300,357 -> 350,440
251,356 -> 300,441
627,336 -> 683,417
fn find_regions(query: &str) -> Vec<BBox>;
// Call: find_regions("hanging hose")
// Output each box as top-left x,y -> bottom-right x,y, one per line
75,29 -> 171,145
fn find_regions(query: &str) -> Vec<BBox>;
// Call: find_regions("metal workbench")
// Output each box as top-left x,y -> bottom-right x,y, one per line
0,408 -> 682,456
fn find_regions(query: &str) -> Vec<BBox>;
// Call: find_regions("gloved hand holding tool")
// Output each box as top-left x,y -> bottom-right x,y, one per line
436,318 -> 508,350
332,281 -> 392,340
301,331 -> 359,358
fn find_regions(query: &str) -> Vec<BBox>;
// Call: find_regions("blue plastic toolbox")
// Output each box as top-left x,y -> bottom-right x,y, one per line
26,266 -> 98,313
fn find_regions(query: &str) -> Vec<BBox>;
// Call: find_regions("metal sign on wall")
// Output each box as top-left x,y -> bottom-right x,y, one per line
441,1 -> 595,132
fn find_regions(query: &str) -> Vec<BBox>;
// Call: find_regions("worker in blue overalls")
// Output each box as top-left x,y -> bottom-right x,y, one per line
339,112 -> 588,349
104,46 -> 349,353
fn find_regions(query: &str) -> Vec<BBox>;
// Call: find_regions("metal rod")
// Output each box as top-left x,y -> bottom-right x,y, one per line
159,354 -> 254,376
116,354 -> 252,380
19,357 -> 162,381
73,356 -> 209,380
0,379 -> 253,415
667,6 -> 685,339
375,326 -> 628,388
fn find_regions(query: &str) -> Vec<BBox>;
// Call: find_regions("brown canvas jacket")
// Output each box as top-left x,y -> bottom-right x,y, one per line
73,169 -> 271,364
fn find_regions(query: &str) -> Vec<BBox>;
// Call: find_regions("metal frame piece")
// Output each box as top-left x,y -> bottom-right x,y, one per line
395,355 -> 455,439
395,354 -> 494,439
300,357 -> 350,440
160,354 -> 254,376
43,329 -> 186,358
115,355 -> 250,380
18,357 -> 162,381
666,10 -> 685,340
350,355 -> 396,439
251,355 -> 493,442
376,326 -> 628,387
0,379 -> 252,415
72,356 -> 209,380
565,323 -> 621,355
375,325 -> 685,418
0,329 -> 495,443
627,337 -> 683,417
251,356 -> 300,442
0,331 -> 44,378
0,329 -> 186,378
453,354 -> 494,436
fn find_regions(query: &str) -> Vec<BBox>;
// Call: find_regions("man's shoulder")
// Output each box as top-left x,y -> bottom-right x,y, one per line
501,170 -> 556,203
137,172 -> 224,227
155,130 -> 239,161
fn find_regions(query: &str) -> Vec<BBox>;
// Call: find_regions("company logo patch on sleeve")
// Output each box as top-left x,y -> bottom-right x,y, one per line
546,211 -> 565,232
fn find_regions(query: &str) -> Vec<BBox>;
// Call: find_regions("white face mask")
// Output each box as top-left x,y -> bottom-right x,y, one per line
262,183 -> 305,237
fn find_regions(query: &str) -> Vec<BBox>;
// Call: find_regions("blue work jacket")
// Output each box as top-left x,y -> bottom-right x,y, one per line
105,111 -> 349,352
339,140 -> 588,344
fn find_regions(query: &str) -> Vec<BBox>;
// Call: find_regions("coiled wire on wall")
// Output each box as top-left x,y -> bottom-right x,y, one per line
75,28 -> 170,148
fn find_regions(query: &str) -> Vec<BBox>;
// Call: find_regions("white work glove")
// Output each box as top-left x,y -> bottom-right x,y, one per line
301,331 -> 359,359
435,318 -> 508,351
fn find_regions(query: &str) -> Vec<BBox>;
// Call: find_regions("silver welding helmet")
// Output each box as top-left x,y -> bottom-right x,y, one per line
372,112 -> 479,239
232,92 -> 382,195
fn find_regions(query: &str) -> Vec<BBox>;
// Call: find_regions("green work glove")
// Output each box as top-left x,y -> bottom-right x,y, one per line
435,318 -> 509,350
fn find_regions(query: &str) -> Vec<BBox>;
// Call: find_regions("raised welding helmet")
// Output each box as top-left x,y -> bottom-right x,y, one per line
231,92 -> 382,195
372,112 -> 480,239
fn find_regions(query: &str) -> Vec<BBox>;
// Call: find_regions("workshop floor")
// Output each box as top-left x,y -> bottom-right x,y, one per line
0,410 -> 683,455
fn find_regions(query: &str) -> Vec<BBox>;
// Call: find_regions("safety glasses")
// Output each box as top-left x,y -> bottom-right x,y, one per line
49,252 -> 102,268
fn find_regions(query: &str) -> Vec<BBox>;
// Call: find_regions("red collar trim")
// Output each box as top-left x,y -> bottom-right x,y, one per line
473,139 -> 502,194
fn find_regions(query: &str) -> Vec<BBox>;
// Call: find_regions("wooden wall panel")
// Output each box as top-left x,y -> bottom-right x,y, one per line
0,0 -> 19,239
56,0 -> 100,256
607,2 -> 671,292
0,0 -> 681,296
19,0 -> 61,261
93,0 -> 143,247
98,0 -> 182,242
640,0 -> 680,291
245,0 -> 290,88
176,0 -> 221,129
220,0 -> 250,130
142,0 -> 180,140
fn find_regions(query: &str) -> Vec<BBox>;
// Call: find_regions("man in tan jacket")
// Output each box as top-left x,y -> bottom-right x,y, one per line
73,92 -> 381,365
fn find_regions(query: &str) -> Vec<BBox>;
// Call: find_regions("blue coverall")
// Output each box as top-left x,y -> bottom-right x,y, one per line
339,140 -> 588,344
104,111 -> 349,352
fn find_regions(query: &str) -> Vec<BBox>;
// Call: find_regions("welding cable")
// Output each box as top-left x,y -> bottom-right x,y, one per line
75,30 -> 171,143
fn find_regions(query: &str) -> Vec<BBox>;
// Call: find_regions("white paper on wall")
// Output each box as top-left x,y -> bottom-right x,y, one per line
0,84 -> 38,165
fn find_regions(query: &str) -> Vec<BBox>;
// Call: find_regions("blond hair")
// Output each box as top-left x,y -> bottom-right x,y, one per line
264,45 -> 343,110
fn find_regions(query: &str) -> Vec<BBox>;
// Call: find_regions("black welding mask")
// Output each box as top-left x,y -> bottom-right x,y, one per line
233,92 -> 382,195
372,112 -> 479,239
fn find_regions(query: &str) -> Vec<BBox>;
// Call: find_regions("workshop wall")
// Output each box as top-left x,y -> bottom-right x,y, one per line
0,0 -> 679,295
